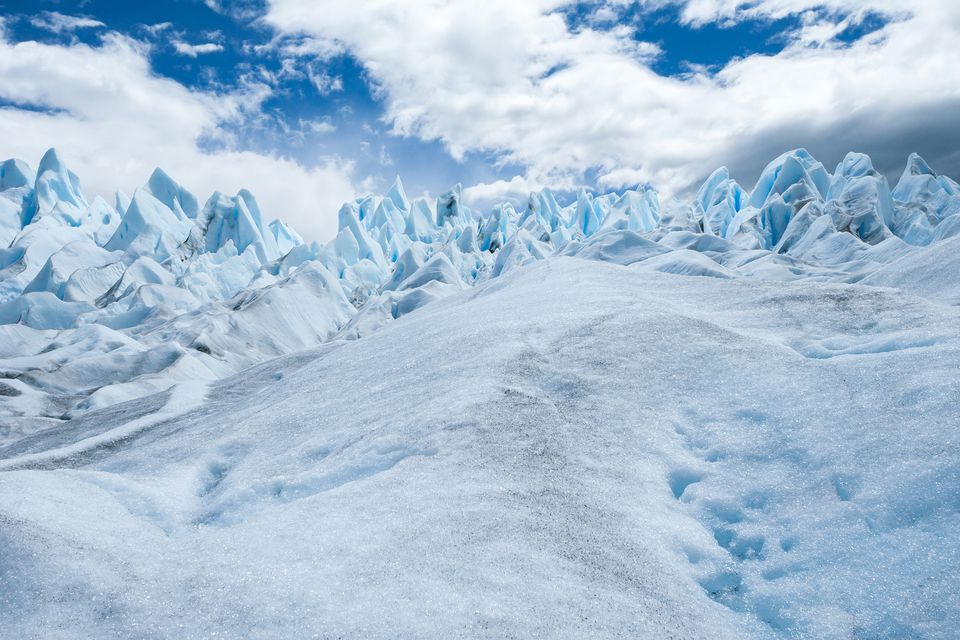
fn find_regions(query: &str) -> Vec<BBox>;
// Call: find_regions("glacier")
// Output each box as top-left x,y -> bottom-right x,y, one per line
0,147 -> 958,638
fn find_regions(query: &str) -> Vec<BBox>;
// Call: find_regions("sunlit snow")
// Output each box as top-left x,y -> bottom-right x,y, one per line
0,147 -> 958,638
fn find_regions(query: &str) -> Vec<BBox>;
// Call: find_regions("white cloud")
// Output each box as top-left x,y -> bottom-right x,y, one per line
143,22 -> 173,36
306,119 -> 337,134
671,0 -> 908,27
0,33 -> 357,240
589,6 -> 620,24
172,41 -> 225,57
264,0 -> 960,196
306,67 -> 343,94
278,36 -> 344,60
202,0 -> 263,21
377,145 -> 394,167
463,174 -> 569,208
30,11 -> 105,34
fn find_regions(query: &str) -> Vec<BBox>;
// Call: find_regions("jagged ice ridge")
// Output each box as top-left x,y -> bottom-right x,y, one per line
0,147 -> 958,424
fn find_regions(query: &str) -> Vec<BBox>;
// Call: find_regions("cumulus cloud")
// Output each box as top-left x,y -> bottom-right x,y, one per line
264,0 -> 960,196
0,32 -> 357,240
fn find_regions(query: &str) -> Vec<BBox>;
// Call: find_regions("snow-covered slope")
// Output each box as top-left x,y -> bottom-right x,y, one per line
1,258 -> 958,639
0,148 -> 958,638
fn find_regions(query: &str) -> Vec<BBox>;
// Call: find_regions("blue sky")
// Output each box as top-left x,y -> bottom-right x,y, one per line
0,0 -> 957,239
1,0 -> 485,192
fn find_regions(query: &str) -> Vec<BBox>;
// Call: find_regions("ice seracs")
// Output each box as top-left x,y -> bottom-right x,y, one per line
26,148 -> 88,227
145,167 -> 200,221
0,147 -> 958,423
199,189 -> 284,263
106,188 -> 194,260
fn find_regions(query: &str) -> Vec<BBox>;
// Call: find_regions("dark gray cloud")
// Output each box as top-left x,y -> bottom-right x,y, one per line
714,97 -> 960,193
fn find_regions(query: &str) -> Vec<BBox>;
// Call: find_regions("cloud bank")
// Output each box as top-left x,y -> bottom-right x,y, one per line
265,0 -> 960,202
0,28 -> 356,240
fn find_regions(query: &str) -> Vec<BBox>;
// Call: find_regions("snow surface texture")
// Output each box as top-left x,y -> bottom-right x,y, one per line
0,148 -> 958,638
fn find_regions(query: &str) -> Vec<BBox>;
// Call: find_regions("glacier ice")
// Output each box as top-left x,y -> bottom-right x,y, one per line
0,147 -> 958,638
1,258 -> 958,639
0,146 -> 957,420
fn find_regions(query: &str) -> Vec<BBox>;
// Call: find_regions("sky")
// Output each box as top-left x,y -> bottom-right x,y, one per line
0,0 -> 958,240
